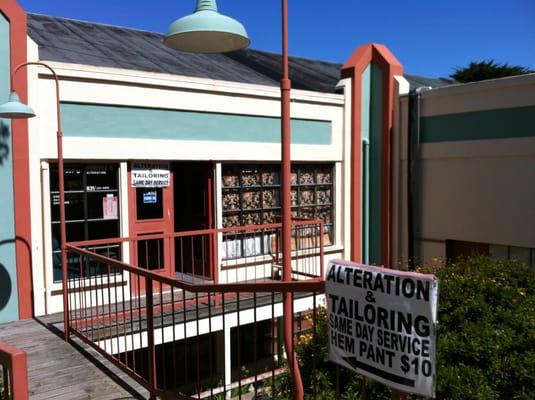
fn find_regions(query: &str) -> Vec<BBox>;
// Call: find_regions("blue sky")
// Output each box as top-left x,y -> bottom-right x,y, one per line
18,0 -> 535,79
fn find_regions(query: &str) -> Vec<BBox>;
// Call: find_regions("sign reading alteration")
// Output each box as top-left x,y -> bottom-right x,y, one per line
326,260 -> 438,398
131,162 -> 170,188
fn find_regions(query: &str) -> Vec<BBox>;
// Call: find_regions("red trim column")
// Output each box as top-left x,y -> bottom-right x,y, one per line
2,0 -> 33,319
341,44 -> 402,265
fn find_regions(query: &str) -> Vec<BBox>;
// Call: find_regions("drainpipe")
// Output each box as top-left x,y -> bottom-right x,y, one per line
407,87 -> 430,269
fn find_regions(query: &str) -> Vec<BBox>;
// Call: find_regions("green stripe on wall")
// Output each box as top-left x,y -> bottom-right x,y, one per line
368,64 -> 383,265
0,13 -> 19,323
61,103 -> 332,145
361,65 -> 371,264
421,106 -> 535,143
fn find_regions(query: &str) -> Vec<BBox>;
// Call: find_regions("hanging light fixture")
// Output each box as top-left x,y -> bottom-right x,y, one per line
164,0 -> 249,53
0,92 -> 36,119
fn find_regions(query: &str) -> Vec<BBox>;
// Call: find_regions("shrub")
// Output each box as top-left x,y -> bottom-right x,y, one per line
429,257 -> 535,400
270,257 -> 535,399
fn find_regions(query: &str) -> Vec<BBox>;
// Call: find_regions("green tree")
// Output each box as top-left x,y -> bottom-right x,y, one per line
450,60 -> 533,82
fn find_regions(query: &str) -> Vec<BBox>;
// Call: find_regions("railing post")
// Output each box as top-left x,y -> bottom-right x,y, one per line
10,351 -> 28,400
319,220 -> 325,278
146,277 -> 157,399
0,342 -> 29,400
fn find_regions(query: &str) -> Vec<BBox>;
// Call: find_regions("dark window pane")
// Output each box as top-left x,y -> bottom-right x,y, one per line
51,192 -> 85,222
136,188 -> 163,220
50,163 -> 120,282
86,165 -> 118,191
137,238 -> 164,270
50,165 -> 84,192
88,220 -> 119,240
87,192 -> 118,220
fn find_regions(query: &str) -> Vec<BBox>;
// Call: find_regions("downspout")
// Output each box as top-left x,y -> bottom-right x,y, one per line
407,87 -> 430,269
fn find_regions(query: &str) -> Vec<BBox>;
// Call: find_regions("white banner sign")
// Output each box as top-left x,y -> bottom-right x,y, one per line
131,162 -> 170,188
326,260 -> 438,398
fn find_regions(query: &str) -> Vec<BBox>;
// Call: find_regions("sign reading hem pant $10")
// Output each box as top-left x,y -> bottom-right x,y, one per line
326,260 -> 438,398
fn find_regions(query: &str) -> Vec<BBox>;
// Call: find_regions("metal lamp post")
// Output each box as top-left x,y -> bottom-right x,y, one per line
164,0 -> 303,397
0,61 -> 70,342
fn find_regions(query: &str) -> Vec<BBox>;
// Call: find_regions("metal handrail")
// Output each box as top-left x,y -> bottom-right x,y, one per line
66,244 -> 325,293
68,218 -> 325,248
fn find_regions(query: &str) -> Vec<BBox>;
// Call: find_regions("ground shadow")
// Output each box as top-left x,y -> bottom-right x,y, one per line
0,236 -> 35,318
0,119 -> 10,166
0,262 -> 12,310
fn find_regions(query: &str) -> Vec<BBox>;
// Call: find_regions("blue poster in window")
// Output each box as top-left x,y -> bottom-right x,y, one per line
143,191 -> 157,204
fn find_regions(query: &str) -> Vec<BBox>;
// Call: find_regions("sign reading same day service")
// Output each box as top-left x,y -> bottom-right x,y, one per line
131,162 -> 170,188
326,260 -> 438,398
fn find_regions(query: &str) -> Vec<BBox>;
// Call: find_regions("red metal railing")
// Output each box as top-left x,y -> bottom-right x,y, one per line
0,341 -> 28,400
68,219 -> 325,285
65,220 -> 326,399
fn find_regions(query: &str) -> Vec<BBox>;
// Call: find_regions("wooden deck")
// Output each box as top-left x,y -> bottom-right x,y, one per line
0,316 -> 148,399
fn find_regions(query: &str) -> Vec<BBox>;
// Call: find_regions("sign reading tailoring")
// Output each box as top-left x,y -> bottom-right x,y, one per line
326,260 -> 438,398
131,162 -> 170,188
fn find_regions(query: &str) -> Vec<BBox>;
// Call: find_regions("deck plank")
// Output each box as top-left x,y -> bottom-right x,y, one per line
0,318 -> 147,399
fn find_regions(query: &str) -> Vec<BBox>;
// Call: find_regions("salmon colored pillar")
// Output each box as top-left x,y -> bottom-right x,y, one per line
342,44 -> 404,400
341,44 -> 402,266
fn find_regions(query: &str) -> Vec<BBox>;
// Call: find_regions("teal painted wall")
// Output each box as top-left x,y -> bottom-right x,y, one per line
61,103 -> 332,145
421,106 -> 535,142
368,64 -> 383,265
360,65 -> 371,264
360,63 -> 383,265
0,13 -> 19,323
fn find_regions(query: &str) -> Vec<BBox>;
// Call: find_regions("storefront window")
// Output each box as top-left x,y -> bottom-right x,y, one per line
50,164 -> 120,281
221,164 -> 334,258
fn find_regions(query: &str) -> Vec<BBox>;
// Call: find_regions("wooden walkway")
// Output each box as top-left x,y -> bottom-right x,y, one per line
0,316 -> 148,399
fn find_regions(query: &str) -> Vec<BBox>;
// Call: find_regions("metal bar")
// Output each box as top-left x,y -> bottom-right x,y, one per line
146,277 -> 157,397
207,291 -> 214,399
183,288 -> 188,389
271,291 -> 276,396
313,293 -> 317,400
136,273 -> 143,379
222,292 -> 227,398
237,291 -> 242,398
195,292 -> 200,399
67,219 -> 323,248
68,245 -> 325,292
171,287 -> 177,391
253,292 -> 258,398
160,282 -> 166,390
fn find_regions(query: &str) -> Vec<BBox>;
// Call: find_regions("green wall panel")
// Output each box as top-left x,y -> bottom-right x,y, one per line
360,65 -> 371,264
0,13 -> 19,323
368,64 -> 383,265
61,103 -> 332,145
421,106 -> 535,142
360,63 -> 383,266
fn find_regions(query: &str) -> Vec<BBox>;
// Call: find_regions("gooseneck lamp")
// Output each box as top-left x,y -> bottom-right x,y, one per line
164,0 -> 303,398
0,62 -> 70,342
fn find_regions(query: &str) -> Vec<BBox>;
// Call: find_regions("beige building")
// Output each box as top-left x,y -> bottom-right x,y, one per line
392,73 -> 535,268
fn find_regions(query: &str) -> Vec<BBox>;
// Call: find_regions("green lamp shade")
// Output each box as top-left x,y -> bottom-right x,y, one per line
165,0 -> 249,53
0,92 -> 36,119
